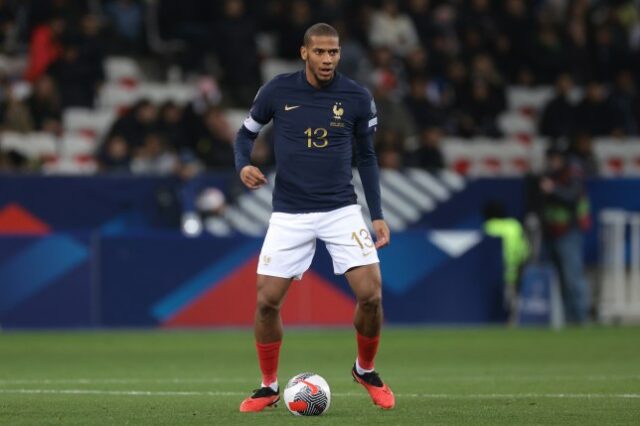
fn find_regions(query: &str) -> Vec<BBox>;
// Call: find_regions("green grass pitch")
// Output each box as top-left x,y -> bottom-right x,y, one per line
0,327 -> 639,425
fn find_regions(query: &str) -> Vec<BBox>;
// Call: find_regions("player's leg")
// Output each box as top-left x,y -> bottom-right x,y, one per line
255,274 -> 293,382
240,275 -> 291,412
344,264 -> 394,410
240,212 -> 316,412
345,263 -> 383,350
318,205 -> 394,409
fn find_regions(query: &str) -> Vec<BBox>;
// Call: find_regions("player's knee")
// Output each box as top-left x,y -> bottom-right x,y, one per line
358,292 -> 382,313
256,294 -> 281,318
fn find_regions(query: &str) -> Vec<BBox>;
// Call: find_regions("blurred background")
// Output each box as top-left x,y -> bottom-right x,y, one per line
0,0 -> 639,329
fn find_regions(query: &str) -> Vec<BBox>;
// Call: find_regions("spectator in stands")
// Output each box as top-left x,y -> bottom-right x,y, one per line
190,107 -> 234,169
492,31 -> 519,83
23,15 -> 65,82
403,47 -> 428,80
316,0 -> 344,24
498,0 -> 534,82
107,99 -> 159,148
48,39 -> 102,108
77,14 -> 106,86
460,0 -> 497,44
2,83 -> 33,132
457,79 -> 502,138
369,47 -> 416,146
182,76 -> 222,144
539,73 -> 576,141
334,20 -> 370,82
97,134 -> 131,173
591,22 -> 630,83
574,80 -> 616,137
104,0 -> 144,54
214,0 -> 261,107
131,132 -> 179,175
375,128 -> 403,170
403,75 -> 447,130
539,147 -> 591,324
609,69 -> 639,136
0,150 -> 28,172
0,0 -> 18,54
563,17 -> 591,85
369,0 -> 420,58
426,5 -> 458,78
276,0 -> 312,59
531,20 -> 565,85
26,75 -> 62,134
407,126 -> 445,171
406,0 -> 435,49
158,101 -> 187,152
569,131 -> 598,177
378,145 -> 403,170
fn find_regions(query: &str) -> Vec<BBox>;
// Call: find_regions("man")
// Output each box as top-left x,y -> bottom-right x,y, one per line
539,147 -> 590,324
234,23 -> 395,412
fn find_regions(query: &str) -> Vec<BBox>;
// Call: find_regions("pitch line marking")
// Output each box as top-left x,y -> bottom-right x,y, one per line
0,389 -> 639,399
0,374 -> 637,386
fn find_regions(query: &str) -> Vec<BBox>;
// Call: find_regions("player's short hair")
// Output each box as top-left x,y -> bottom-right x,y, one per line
303,23 -> 339,46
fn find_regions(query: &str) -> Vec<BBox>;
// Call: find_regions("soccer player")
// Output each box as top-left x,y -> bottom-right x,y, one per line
234,23 -> 395,412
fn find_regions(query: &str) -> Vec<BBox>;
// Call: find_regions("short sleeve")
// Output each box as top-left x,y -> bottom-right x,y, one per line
354,91 -> 378,138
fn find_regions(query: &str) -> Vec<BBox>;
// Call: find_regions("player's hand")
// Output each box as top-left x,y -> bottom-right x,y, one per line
240,165 -> 267,189
372,219 -> 390,249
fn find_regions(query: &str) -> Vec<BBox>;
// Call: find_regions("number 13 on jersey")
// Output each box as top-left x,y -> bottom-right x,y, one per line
304,127 -> 328,148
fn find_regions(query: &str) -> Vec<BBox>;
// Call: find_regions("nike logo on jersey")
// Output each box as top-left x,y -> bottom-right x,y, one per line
284,105 -> 301,111
363,251 -> 373,257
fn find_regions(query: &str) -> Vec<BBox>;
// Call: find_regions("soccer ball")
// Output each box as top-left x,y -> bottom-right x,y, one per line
284,372 -> 331,416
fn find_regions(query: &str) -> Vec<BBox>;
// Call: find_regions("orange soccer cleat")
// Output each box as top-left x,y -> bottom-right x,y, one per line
352,364 -> 395,409
239,387 -> 280,412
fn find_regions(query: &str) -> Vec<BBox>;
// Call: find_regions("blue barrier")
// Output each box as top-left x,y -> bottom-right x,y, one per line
0,232 -> 505,328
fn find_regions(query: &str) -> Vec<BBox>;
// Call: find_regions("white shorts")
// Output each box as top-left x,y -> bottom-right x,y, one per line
257,205 -> 380,279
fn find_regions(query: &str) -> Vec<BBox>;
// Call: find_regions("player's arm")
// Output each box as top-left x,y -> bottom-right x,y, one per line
235,123 -> 267,189
355,133 -> 390,249
234,84 -> 274,189
354,92 -> 389,248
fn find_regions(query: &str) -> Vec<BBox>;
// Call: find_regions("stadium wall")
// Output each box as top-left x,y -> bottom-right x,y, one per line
1,175 -> 639,329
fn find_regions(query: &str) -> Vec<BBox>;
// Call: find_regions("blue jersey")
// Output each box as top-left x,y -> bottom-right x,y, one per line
234,70 -> 382,219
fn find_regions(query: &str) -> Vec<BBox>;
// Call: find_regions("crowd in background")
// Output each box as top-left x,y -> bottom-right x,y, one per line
0,0 -> 639,174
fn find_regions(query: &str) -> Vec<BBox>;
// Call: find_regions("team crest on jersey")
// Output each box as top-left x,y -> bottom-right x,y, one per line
331,102 -> 345,127
262,255 -> 272,265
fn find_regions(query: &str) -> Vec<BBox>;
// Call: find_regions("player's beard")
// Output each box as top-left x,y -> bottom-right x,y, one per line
314,67 -> 335,86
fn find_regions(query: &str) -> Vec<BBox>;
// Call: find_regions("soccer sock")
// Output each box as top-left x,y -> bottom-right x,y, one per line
356,332 -> 379,373
256,340 -> 281,391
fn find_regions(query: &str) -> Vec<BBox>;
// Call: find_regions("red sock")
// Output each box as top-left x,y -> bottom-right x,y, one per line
356,332 -> 380,370
256,340 -> 281,386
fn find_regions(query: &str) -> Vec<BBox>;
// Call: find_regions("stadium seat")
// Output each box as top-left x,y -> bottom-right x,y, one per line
105,56 -> 143,83
26,132 -> 57,159
507,86 -> 554,113
98,82 -> 141,109
498,111 -> 537,136
63,108 -> 116,139
594,138 -> 640,176
60,132 -> 96,158
42,157 -> 97,175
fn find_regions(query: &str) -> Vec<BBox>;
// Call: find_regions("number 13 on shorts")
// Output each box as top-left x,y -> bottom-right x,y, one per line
351,228 -> 374,250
